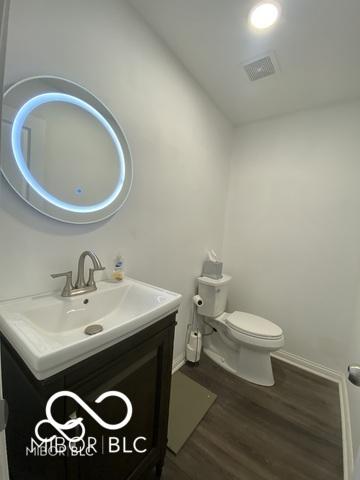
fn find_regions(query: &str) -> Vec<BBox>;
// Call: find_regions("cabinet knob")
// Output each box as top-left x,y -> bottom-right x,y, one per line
348,365 -> 360,387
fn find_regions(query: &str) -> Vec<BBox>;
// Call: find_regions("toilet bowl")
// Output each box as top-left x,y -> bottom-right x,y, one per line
197,275 -> 284,386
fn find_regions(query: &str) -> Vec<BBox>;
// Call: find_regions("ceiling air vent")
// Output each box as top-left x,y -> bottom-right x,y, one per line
243,54 -> 277,81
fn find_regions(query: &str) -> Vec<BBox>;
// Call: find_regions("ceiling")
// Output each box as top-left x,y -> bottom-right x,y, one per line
128,0 -> 360,125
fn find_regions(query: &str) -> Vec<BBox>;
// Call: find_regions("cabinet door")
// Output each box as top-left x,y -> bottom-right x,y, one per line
66,326 -> 174,480
1,341 -> 66,480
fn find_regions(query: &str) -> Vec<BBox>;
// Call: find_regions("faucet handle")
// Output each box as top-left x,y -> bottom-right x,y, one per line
51,271 -> 73,297
51,271 -> 72,279
87,266 -> 105,288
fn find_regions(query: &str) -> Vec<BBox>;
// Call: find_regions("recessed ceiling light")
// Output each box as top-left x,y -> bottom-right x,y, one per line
249,1 -> 281,30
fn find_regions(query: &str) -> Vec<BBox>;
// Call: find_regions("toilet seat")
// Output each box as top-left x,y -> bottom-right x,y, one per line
226,311 -> 283,340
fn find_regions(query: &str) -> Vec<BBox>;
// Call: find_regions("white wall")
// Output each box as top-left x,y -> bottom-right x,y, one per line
0,0 -> 232,365
223,101 -> 360,452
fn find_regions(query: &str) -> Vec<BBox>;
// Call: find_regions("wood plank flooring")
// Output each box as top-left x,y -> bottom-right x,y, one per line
149,355 -> 343,480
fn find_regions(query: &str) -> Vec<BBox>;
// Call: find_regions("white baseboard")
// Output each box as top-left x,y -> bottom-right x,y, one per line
172,353 -> 186,374
272,349 -> 342,382
272,350 -> 353,480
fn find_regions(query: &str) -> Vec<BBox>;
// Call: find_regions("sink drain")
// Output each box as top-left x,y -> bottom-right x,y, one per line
84,324 -> 103,336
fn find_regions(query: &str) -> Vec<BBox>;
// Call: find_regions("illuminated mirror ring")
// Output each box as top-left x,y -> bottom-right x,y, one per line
1,76 -> 133,224
11,93 -> 126,214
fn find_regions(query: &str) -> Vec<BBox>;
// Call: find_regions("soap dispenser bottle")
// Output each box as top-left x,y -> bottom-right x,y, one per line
112,255 -> 124,281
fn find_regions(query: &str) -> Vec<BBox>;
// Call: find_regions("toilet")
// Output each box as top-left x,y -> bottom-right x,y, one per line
197,274 -> 284,386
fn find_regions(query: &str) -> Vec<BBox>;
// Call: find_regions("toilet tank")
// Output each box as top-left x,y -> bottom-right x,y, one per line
197,274 -> 232,318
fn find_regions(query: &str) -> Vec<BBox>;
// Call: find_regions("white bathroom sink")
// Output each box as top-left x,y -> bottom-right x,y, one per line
0,278 -> 182,380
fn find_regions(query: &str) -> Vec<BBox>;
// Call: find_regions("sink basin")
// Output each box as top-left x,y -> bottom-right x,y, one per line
0,278 -> 182,379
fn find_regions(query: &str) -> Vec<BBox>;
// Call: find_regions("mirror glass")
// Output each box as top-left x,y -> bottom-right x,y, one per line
0,76 -> 132,223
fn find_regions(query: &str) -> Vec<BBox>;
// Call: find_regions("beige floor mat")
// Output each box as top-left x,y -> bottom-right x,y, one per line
167,370 -> 217,454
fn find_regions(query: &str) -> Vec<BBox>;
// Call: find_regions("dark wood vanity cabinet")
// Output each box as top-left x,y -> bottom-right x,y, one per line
1,313 -> 176,480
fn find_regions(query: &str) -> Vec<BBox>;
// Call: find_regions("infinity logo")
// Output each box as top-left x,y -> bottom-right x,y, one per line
35,391 -> 133,443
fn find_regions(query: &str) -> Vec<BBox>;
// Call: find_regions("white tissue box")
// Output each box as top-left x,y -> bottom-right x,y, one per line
202,260 -> 223,279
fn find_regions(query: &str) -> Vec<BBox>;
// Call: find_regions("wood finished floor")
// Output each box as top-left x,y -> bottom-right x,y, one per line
149,355 -> 343,480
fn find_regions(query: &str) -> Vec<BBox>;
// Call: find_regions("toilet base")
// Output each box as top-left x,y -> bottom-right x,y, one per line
237,345 -> 275,386
203,345 -> 275,387
203,347 -> 237,375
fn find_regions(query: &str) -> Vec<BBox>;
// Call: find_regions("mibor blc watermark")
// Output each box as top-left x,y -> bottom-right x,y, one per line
25,391 -> 147,457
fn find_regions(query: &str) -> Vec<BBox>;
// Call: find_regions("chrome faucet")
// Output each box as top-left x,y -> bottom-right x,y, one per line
51,251 -> 105,297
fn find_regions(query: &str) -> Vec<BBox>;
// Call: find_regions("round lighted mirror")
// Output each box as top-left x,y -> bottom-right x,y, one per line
0,76 -> 132,223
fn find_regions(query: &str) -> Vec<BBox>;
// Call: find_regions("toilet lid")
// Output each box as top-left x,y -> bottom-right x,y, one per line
226,311 -> 283,339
